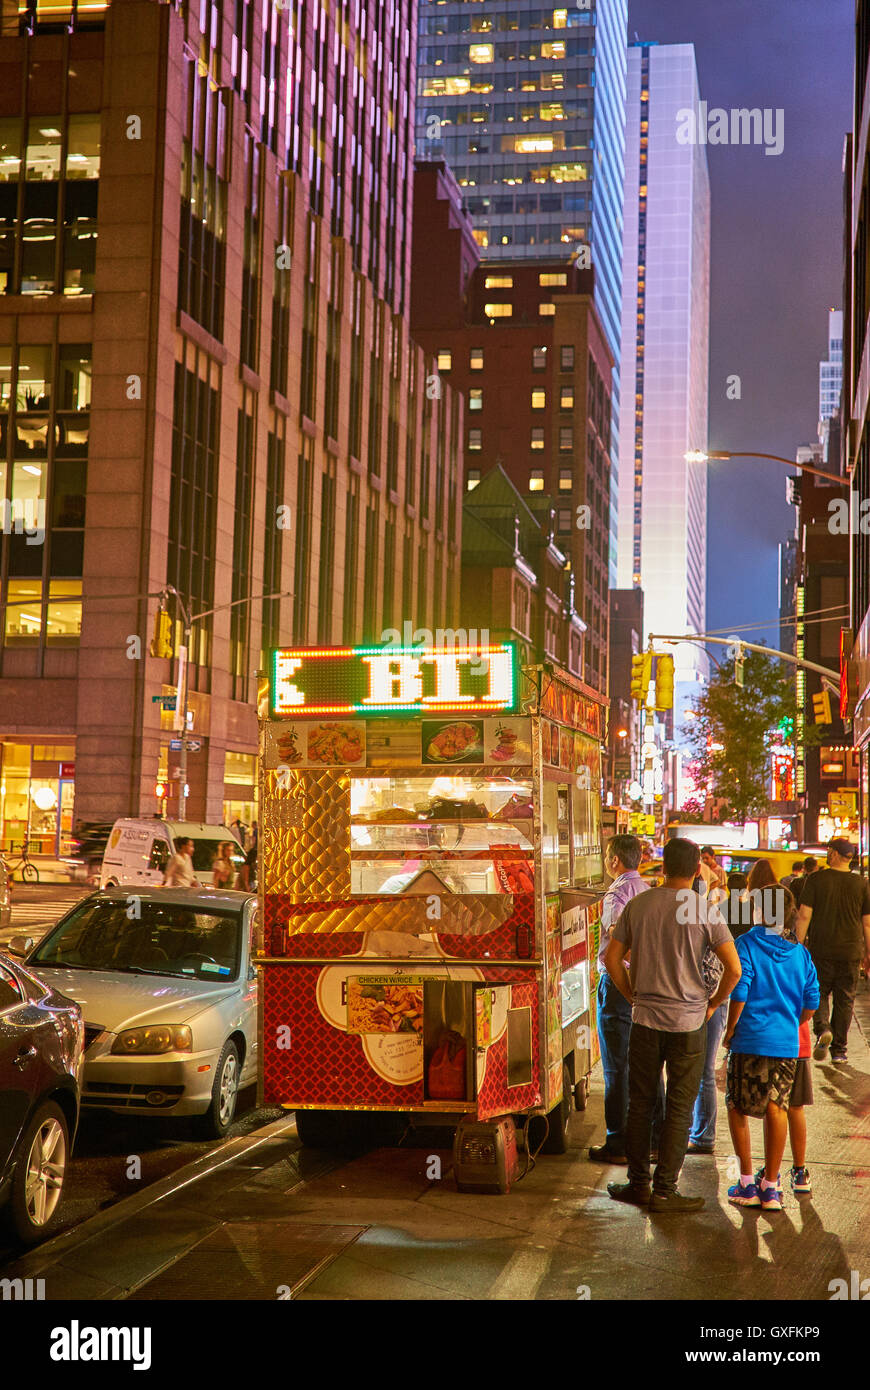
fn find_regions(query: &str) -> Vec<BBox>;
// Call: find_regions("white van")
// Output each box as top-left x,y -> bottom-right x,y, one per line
99,819 -> 244,889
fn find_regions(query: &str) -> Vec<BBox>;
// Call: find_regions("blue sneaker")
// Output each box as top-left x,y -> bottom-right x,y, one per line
728,1178 -> 761,1207
789,1166 -> 812,1193
759,1178 -> 784,1212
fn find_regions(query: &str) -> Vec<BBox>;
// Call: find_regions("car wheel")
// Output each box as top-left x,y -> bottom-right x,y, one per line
194,1040 -> 240,1139
6,1100 -> 69,1245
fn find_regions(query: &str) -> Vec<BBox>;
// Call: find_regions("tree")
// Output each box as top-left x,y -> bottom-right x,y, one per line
683,649 -> 795,823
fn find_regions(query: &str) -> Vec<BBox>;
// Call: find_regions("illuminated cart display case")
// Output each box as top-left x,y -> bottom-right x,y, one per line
257,643 -> 608,1157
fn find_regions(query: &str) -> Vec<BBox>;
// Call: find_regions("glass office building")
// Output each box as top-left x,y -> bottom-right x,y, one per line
416,0 -> 628,581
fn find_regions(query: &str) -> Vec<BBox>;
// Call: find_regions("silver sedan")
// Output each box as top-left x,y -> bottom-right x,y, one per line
13,888 -> 260,1139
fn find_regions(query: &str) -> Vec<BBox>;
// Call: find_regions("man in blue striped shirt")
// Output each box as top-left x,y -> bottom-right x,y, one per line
589,835 -> 650,1163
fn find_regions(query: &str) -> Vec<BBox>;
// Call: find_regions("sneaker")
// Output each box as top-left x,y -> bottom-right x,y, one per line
789,1165 -> 812,1193
759,1181 -> 784,1212
687,1142 -> 715,1155
754,1167 -> 781,1187
813,1028 -> 833,1061
831,1050 -> 848,1063
607,1181 -> 651,1206
588,1144 -> 628,1164
728,1178 -> 761,1207
648,1190 -> 705,1212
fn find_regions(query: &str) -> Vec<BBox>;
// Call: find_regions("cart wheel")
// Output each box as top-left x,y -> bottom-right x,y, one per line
574,1076 -> 589,1112
530,1061 -> 573,1155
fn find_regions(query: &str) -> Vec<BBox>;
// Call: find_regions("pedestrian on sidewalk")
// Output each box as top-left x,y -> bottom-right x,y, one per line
212,842 -> 235,889
164,837 -> 196,888
781,861 -> 805,892
793,857 -> 818,906
720,872 -> 750,940
686,932 -> 729,1156
700,847 -> 727,895
589,834 -> 652,1165
604,838 -> 741,1213
725,886 -> 819,1212
795,838 -> 870,1064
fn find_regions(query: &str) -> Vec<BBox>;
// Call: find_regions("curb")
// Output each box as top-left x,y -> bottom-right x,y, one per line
7,1113 -> 298,1280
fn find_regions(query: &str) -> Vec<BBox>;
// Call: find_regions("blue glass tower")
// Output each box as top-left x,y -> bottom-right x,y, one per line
416,0 -> 628,582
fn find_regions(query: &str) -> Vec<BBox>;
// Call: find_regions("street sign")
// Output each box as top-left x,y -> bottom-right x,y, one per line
152,695 -> 177,708
169,738 -> 201,752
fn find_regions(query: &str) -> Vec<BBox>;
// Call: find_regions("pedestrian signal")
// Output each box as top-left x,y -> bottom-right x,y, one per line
150,608 -> 174,660
812,690 -> 832,725
630,652 -> 652,703
654,654 -> 675,710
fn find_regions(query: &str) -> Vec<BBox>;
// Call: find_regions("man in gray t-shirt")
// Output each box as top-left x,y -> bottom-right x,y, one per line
604,837 -> 741,1212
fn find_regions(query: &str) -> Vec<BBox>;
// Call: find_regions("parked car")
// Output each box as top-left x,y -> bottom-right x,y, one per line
11,888 -> 260,1138
0,854 -> 10,930
0,952 -> 83,1244
99,819 -> 244,889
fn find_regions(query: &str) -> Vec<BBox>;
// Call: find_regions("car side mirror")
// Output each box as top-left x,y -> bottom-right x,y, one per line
8,934 -> 35,958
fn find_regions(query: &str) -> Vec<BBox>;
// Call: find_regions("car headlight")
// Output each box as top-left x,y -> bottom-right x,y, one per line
111,1025 -> 193,1055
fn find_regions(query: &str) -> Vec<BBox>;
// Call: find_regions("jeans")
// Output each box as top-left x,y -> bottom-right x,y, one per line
812,955 -> 861,1053
626,1020 -> 707,1195
596,974 -> 664,1154
689,1002 -> 727,1146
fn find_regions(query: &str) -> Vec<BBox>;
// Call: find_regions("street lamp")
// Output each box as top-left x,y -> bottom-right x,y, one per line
685,448 -> 847,488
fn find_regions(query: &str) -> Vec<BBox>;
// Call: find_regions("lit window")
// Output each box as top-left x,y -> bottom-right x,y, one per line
539,272 -> 568,287
531,427 -> 545,451
46,580 -> 82,647
469,44 -> 494,64
560,385 -> 574,410
437,349 -> 452,371
485,275 -> 513,288
531,389 -> 546,410
485,303 -> 513,318
4,579 -> 43,646
529,470 -> 544,492
532,346 -> 547,370
469,388 -> 483,411
560,345 -> 575,371
552,10 -> 568,30
559,426 -> 573,453
468,428 -> 482,451
470,347 -> 484,370
542,41 -> 567,59
467,470 -> 481,491
539,303 -> 556,316
514,136 -> 556,153
558,469 -> 572,491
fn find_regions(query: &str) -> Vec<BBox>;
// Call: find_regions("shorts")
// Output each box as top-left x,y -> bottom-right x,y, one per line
726,1053 -> 797,1117
790,1058 -> 813,1108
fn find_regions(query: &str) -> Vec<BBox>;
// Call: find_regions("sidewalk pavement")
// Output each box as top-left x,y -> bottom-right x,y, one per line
6,980 -> 870,1301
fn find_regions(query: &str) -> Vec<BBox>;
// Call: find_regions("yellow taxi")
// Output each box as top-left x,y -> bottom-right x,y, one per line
713,848 -> 800,883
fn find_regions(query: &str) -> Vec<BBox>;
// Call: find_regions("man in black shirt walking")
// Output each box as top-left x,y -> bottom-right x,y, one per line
796,839 -> 870,1063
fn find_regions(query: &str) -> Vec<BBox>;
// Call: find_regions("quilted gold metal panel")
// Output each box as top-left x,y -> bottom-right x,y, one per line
275,894 -> 515,936
262,768 -> 351,900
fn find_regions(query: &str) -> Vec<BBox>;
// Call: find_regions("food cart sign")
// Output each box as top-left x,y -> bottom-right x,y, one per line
270,643 -> 520,718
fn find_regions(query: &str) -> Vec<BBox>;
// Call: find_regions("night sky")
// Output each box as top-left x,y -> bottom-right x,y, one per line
626,0 -> 853,649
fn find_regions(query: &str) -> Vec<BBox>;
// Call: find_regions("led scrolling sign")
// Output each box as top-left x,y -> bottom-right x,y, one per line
270,644 -> 520,718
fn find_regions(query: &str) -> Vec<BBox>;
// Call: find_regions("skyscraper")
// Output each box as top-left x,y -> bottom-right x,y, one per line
416,0 -> 628,581
819,307 -> 843,455
617,42 -> 711,712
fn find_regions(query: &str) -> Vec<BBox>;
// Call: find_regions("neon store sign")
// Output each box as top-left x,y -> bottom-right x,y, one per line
270,644 -> 519,717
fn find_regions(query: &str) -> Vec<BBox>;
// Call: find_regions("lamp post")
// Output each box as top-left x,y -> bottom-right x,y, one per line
684,449 -> 847,488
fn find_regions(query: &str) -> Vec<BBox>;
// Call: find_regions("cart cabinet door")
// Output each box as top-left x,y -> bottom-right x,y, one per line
475,982 -> 543,1121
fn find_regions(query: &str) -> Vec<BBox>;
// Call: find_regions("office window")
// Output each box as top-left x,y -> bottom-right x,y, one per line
539,302 -> 555,316
529,470 -> 544,492
469,388 -> 483,411
468,428 -> 482,451
560,384 -> 574,410
484,274 -> 513,288
531,389 -> 546,410
467,469 -> 481,491
539,272 -> 567,287
532,346 -> 547,370
558,469 -> 572,491
560,345 -> 575,371
559,426 -> 573,452
437,349 -> 452,371
470,347 -> 484,370
484,303 -> 512,318
531,427 -> 545,450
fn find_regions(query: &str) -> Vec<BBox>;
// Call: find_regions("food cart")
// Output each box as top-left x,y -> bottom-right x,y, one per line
257,641 -> 608,1179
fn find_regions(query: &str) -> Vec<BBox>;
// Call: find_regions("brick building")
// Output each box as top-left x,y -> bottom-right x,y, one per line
0,0 -> 462,857
411,159 -> 613,696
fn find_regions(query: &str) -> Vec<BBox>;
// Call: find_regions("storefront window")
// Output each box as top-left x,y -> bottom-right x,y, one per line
0,742 -> 76,856
0,742 -> 31,853
223,750 -> 258,836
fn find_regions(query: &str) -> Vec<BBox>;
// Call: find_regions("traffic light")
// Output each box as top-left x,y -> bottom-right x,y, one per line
654,654 -> 674,710
630,652 -> 652,703
150,608 -> 174,659
812,690 -> 832,725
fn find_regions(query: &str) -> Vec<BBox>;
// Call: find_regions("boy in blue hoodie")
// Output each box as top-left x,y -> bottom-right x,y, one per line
724,886 -> 820,1212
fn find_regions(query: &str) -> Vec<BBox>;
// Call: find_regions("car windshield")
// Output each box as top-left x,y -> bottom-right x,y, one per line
31,899 -> 243,981
190,838 -> 243,873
